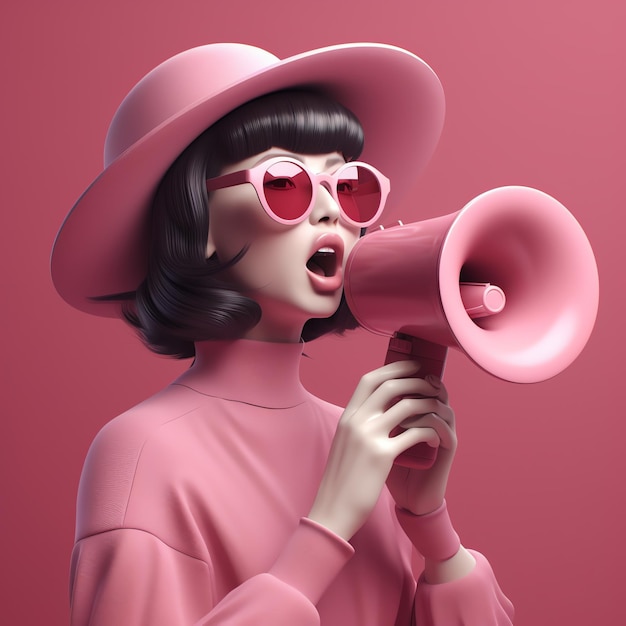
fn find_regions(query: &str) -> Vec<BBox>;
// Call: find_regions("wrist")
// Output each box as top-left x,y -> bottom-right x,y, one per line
423,545 -> 476,584
395,500 -> 460,562
308,502 -> 359,541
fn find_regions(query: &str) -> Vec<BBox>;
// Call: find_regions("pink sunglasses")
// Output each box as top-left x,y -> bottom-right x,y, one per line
206,156 -> 390,227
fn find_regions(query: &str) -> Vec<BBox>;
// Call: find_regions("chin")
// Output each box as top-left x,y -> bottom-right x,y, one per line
305,291 -> 344,318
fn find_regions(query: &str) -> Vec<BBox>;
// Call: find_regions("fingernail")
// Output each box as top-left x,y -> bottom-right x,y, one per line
394,359 -> 420,370
426,374 -> 441,388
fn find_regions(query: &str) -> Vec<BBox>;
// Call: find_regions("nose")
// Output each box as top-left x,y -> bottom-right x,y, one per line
309,181 -> 341,225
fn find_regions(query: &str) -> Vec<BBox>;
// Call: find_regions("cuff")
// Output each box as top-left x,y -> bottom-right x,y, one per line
269,517 -> 354,605
396,500 -> 461,561
415,550 -> 515,625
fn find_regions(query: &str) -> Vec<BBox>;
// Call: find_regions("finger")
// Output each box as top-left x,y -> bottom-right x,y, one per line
397,411 -> 457,450
380,396 -> 454,431
387,423 -> 441,457
397,399 -> 455,429
354,376 -> 445,423
425,374 -> 449,404
344,360 -> 421,416
379,397 -> 455,448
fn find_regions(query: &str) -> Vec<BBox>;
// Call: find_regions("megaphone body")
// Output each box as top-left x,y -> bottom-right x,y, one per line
344,186 -> 599,468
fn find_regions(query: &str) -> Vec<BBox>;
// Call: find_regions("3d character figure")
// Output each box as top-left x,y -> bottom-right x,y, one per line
52,43 -> 515,625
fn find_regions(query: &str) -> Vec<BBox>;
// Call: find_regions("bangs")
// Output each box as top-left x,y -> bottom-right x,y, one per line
211,90 -> 364,165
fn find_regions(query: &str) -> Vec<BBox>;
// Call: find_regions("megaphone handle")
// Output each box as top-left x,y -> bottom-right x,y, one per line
385,332 -> 449,470
384,333 -> 448,378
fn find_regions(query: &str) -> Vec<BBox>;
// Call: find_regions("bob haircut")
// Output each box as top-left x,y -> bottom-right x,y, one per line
123,89 -> 366,358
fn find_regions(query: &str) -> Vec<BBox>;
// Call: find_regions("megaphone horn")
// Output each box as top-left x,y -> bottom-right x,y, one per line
344,186 -> 599,384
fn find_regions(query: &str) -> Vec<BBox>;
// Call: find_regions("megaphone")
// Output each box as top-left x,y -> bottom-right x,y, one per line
344,186 -> 599,467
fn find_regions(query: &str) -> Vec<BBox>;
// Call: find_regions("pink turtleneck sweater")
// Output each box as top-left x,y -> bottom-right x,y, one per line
70,339 -> 513,625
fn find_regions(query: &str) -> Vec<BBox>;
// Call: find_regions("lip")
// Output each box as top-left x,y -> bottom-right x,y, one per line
306,233 -> 345,293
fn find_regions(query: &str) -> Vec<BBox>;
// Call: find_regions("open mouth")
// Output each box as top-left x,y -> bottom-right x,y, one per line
305,234 -> 345,294
306,247 -> 338,277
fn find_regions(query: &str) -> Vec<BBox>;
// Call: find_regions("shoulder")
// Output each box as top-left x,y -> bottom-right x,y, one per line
75,383 -> 204,537
87,383 -> 204,466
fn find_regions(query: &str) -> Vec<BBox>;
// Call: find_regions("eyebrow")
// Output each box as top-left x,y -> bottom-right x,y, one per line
323,155 -> 346,168
252,150 -> 345,171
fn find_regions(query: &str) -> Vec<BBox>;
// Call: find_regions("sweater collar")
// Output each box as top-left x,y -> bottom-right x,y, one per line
172,339 -> 308,408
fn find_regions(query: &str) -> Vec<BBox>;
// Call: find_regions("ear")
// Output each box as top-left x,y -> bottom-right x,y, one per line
205,228 -> 217,259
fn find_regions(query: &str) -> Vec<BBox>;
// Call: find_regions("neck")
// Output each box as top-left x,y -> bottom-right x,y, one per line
173,338 -> 308,408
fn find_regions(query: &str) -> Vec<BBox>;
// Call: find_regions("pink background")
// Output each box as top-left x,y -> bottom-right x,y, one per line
1,1 -> 624,624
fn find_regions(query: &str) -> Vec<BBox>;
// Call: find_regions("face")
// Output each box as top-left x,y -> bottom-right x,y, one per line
206,148 -> 362,342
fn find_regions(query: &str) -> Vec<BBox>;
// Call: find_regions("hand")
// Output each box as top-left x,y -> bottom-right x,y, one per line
386,375 -> 457,516
308,360 -> 450,540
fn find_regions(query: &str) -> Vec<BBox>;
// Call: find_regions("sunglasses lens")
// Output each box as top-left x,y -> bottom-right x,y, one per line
263,161 -> 313,221
336,165 -> 382,224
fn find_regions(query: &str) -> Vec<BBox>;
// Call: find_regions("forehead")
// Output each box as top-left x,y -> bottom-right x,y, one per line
220,148 -> 346,175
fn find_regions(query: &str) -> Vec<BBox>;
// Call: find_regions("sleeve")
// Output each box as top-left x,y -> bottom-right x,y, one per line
413,551 -> 515,626
70,518 -> 354,626
395,505 -> 515,626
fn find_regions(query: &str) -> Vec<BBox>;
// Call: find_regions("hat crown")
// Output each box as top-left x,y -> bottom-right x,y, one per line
104,44 -> 280,166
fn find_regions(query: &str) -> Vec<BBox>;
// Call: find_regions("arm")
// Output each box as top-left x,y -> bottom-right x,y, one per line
307,361 -> 514,624
394,503 -> 514,624
71,518 -> 354,626
386,378 -> 515,624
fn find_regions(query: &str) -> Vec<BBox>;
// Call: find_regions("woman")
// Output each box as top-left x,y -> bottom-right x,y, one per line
52,43 -> 514,625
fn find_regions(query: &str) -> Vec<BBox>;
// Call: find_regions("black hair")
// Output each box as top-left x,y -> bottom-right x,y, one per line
123,89 -> 365,358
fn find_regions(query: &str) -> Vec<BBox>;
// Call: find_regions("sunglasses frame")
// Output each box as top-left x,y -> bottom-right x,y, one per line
206,156 -> 390,227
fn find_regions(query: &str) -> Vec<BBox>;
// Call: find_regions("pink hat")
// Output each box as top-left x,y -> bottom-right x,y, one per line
51,42 -> 445,316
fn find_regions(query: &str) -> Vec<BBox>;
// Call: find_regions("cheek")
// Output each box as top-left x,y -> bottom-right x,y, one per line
219,235 -> 303,294
208,188 -> 283,260
342,228 -> 362,264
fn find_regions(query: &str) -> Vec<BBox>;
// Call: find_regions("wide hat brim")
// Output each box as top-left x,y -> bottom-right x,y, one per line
51,42 -> 445,317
